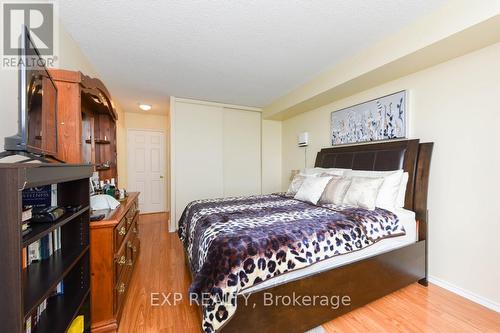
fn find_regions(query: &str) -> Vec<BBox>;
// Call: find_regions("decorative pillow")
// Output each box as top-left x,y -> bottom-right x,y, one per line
343,176 -> 384,210
300,167 -> 349,177
396,172 -> 409,208
344,169 -> 403,211
286,174 -> 307,196
319,176 -> 352,205
294,176 -> 333,205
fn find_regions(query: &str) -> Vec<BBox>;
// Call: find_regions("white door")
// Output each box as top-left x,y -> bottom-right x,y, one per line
223,108 -> 261,196
171,100 -> 262,225
127,129 -> 166,213
173,103 -> 224,221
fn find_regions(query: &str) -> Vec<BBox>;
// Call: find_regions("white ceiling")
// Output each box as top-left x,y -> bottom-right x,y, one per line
59,0 -> 446,113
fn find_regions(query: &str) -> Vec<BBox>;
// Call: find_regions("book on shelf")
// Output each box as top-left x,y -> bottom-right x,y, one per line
22,223 -> 32,237
25,316 -> 31,333
22,186 -> 52,209
25,227 -> 62,265
23,224 -> 65,332
22,207 -> 32,222
22,247 -> 27,269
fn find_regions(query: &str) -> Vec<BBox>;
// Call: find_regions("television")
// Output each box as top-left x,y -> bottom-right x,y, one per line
3,26 -> 58,157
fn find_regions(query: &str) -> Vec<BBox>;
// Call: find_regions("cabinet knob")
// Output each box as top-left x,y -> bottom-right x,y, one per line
117,255 -> 126,265
117,283 -> 126,294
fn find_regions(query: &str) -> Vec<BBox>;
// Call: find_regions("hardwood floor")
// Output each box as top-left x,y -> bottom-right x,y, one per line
118,213 -> 500,333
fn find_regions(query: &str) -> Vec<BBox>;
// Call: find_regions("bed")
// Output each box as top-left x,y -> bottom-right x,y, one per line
179,139 -> 433,333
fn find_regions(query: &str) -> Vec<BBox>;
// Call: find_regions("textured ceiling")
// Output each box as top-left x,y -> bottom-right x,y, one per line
59,0 -> 446,113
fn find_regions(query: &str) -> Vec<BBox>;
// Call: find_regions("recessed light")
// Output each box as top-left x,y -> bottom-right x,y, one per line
139,103 -> 152,111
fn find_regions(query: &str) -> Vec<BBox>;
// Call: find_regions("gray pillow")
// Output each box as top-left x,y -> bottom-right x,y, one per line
319,175 -> 352,205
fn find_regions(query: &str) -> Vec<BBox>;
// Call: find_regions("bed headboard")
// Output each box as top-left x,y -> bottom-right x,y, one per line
315,139 -> 433,239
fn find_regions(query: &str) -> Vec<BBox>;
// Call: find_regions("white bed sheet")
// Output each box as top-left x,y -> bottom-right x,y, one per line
242,208 -> 417,294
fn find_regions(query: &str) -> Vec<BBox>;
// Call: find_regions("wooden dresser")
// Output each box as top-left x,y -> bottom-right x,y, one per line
90,192 -> 140,332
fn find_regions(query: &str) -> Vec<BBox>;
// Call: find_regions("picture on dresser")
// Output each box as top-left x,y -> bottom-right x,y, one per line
331,90 -> 407,145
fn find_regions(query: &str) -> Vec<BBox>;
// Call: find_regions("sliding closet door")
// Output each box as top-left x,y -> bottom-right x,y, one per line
174,102 -> 224,221
223,108 -> 261,196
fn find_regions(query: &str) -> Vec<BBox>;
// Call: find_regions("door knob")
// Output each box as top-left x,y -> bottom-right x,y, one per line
160,175 -> 164,179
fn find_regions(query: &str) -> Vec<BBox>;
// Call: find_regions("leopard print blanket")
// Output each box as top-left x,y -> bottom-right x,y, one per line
178,194 -> 405,332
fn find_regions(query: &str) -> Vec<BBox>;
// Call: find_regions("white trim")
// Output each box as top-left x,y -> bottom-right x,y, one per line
428,275 -> 500,313
172,97 -> 262,112
169,97 -> 177,232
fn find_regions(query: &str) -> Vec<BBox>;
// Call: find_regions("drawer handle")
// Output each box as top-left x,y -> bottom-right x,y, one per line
132,227 -> 138,234
119,226 -> 126,236
117,283 -> 126,294
126,217 -> 132,225
127,241 -> 137,253
117,255 -> 126,265
127,259 -> 133,266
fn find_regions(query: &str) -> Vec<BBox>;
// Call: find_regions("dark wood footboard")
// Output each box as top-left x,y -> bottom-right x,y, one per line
220,241 -> 426,333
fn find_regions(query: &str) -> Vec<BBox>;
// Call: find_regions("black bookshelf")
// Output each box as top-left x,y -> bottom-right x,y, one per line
0,164 -> 93,333
22,206 -> 89,247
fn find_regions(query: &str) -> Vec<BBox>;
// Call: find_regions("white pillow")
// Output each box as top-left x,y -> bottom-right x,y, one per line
343,177 -> 384,210
294,176 -> 333,205
344,170 -> 403,211
396,172 -> 409,208
300,167 -> 349,177
319,176 -> 352,205
286,174 -> 307,196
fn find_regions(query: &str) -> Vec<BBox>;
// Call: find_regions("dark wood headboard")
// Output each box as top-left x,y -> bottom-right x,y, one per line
315,139 -> 433,239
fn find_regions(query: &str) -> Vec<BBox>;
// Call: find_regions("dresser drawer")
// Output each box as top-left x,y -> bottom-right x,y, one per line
114,241 -> 127,280
114,216 -> 127,248
126,199 -> 139,220
126,233 -> 140,268
114,265 -> 131,315
114,203 -> 139,249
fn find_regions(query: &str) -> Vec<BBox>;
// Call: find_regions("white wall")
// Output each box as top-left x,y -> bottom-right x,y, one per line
281,41 -> 500,309
262,120 -> 282,194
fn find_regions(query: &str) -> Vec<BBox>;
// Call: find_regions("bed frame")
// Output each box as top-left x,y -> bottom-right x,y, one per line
211,139 -> 433,333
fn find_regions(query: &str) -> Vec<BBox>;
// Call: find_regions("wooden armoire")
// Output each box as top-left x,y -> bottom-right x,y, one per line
49,69 -> 140,333
49,69 -> 118,182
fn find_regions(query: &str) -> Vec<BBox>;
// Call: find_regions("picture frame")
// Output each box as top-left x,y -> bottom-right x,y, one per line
331,90 -> 408,146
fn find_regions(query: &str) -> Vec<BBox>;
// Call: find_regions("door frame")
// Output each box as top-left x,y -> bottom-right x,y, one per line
127,128 -> 167,214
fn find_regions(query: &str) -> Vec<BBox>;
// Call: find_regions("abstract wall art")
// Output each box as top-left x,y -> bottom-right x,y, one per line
331,90 -> 407,145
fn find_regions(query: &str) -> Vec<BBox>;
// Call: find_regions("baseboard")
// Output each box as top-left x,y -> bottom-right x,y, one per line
428,275 -> 500,313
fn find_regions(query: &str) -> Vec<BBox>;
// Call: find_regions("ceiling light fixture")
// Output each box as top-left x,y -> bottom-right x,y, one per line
139,103 -> 152,111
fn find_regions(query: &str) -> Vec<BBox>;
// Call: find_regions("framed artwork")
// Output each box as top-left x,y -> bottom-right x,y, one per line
331,90 -> 407,145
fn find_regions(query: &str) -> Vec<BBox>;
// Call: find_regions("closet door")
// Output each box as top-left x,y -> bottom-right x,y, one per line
223,108 -> 261,197
174,102 -> 224,220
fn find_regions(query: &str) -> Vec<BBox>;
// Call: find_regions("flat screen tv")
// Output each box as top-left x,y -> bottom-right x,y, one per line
3,26 -> 58,157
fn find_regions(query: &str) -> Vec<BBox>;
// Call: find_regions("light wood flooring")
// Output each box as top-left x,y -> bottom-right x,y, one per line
118,213 -> 500,333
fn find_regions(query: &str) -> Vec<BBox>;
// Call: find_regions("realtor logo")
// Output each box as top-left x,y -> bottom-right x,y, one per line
1,1 -> 58,68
